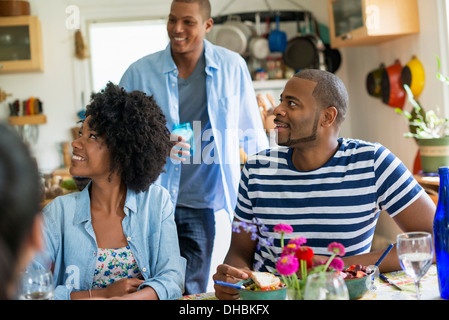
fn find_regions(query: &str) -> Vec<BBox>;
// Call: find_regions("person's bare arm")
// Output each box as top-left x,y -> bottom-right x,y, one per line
339,192 -> 435,272
212,218 -> 258,300
70,278 -> 145,300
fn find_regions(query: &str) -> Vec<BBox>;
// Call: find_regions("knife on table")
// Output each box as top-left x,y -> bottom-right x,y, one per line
379,273 -> 403,291
373,243 -> 403,291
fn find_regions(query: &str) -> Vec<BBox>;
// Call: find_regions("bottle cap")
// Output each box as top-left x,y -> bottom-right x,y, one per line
439,166 -> 449,174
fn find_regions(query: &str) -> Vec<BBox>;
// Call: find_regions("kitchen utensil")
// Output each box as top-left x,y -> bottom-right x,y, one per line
366,63 -> 386,98
257,93 -> 267,130
323,43 -> 341,73
248,13 -> 270,60
381,59 -> 406,109
379,274 -> 403,290
0,1 -> 30,16
401,55 -> 425,97
214,280 -> 245,290
316,23 -> 341,73
374,243 -> 394,267
283,12 -> 326,71
214,15 -> 252,55
268,12 -> 287,53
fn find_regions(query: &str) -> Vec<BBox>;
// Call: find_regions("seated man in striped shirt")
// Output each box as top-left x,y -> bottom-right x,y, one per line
213,69 -> 435,300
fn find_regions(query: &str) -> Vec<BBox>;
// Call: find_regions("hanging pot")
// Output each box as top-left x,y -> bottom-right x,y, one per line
248,13 -> 270,60
401,55 -> 425,98
314,23 -> 341,73
268,13 -> 287,53
323,43 -> 341,73
214,15 -> 252,55
283,13 -> 325,71
366,63 -> 386,98
0,1 -> 30,16
381,59 -> 406,109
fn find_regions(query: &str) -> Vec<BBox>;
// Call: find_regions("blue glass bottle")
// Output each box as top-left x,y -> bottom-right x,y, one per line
434,166 -> 449,299
172,122 -> 195,156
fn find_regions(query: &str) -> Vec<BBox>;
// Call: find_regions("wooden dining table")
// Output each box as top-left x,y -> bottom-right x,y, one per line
180,264 -> 443,300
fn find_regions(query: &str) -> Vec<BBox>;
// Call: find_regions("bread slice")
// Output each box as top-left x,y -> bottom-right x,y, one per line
251,272 -> 280,289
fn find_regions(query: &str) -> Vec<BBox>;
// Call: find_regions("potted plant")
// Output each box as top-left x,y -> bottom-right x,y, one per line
395,57 -> 449,173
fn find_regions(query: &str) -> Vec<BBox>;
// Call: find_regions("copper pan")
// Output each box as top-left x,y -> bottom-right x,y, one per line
0,1 -> 30,16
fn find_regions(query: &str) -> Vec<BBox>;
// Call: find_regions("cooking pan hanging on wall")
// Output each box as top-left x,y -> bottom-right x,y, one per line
366,63 -> 385,98
283,13 -> 327,71
381,59 -> 406,109
214,15 -> 252,55
401,55 -> 425,98
248,13 -> 270,60
323,44 -> 341,73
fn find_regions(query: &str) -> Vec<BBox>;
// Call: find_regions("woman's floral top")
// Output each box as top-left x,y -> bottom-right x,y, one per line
92,246 -> 141,288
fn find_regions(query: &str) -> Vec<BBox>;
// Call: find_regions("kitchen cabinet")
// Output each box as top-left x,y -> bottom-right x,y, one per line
328,0 -> 419,48
0,15 -> 44,73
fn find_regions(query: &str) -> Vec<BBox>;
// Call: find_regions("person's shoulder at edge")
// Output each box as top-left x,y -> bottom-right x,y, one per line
204,39 -> 247,68
138,182 -> 172,202
337,137 -> 388,154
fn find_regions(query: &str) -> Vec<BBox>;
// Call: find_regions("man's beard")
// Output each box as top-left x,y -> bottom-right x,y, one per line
277,110 -> 320,147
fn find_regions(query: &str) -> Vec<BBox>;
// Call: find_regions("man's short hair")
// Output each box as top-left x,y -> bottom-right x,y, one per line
172,0 -> 211,20
294,69 -> 348,126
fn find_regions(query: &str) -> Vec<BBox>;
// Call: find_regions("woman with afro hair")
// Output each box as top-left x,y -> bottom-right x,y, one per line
30,82 -> 186,300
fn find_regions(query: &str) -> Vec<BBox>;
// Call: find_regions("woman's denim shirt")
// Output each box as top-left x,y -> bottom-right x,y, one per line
31,182 -> 186,300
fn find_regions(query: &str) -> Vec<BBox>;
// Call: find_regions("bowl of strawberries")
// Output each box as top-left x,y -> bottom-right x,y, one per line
339,264 -> 378,300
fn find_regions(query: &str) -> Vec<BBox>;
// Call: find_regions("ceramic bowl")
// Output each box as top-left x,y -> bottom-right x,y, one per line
236,279 -> 287,300
344,275 -> 371,299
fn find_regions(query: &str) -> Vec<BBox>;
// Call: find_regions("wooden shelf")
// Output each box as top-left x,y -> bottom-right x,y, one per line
8,114 -> 46,126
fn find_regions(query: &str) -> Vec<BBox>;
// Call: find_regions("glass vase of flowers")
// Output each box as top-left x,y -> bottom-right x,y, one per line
232,220 -> 346,300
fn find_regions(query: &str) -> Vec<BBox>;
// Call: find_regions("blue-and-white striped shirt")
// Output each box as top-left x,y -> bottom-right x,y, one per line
235,138 -> 424,272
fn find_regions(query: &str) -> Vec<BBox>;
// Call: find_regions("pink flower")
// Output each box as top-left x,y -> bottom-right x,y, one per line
273,224 -> 293,234
328,242 -> 345,256
276,255 -> 299,276
281,243 -> 299,256
288,237 -> 307,246
328,257 -> 345,271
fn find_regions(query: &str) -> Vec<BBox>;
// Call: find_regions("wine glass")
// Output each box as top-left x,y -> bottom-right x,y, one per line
303,272 -> 349,300
367,265 -> 379,293
397,232 -> 434,299
17,270 -> 54,300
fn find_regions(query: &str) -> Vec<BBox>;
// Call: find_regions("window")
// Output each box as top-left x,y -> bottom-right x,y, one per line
88,19 -> 169,92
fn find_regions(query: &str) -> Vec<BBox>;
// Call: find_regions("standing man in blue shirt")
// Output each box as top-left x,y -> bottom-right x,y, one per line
120,0 -> 268,295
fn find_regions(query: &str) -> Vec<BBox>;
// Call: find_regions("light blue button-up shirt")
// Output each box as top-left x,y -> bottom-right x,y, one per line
31,182 -> 186,300
119,40 -> 269,218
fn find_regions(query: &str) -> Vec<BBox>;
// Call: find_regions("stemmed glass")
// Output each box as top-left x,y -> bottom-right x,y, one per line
303,272 -> 349,300
17,270 -> 54,300
396,232 -> 434,299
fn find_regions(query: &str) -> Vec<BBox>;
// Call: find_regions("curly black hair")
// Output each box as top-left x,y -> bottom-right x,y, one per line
84,82 -> 172,193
